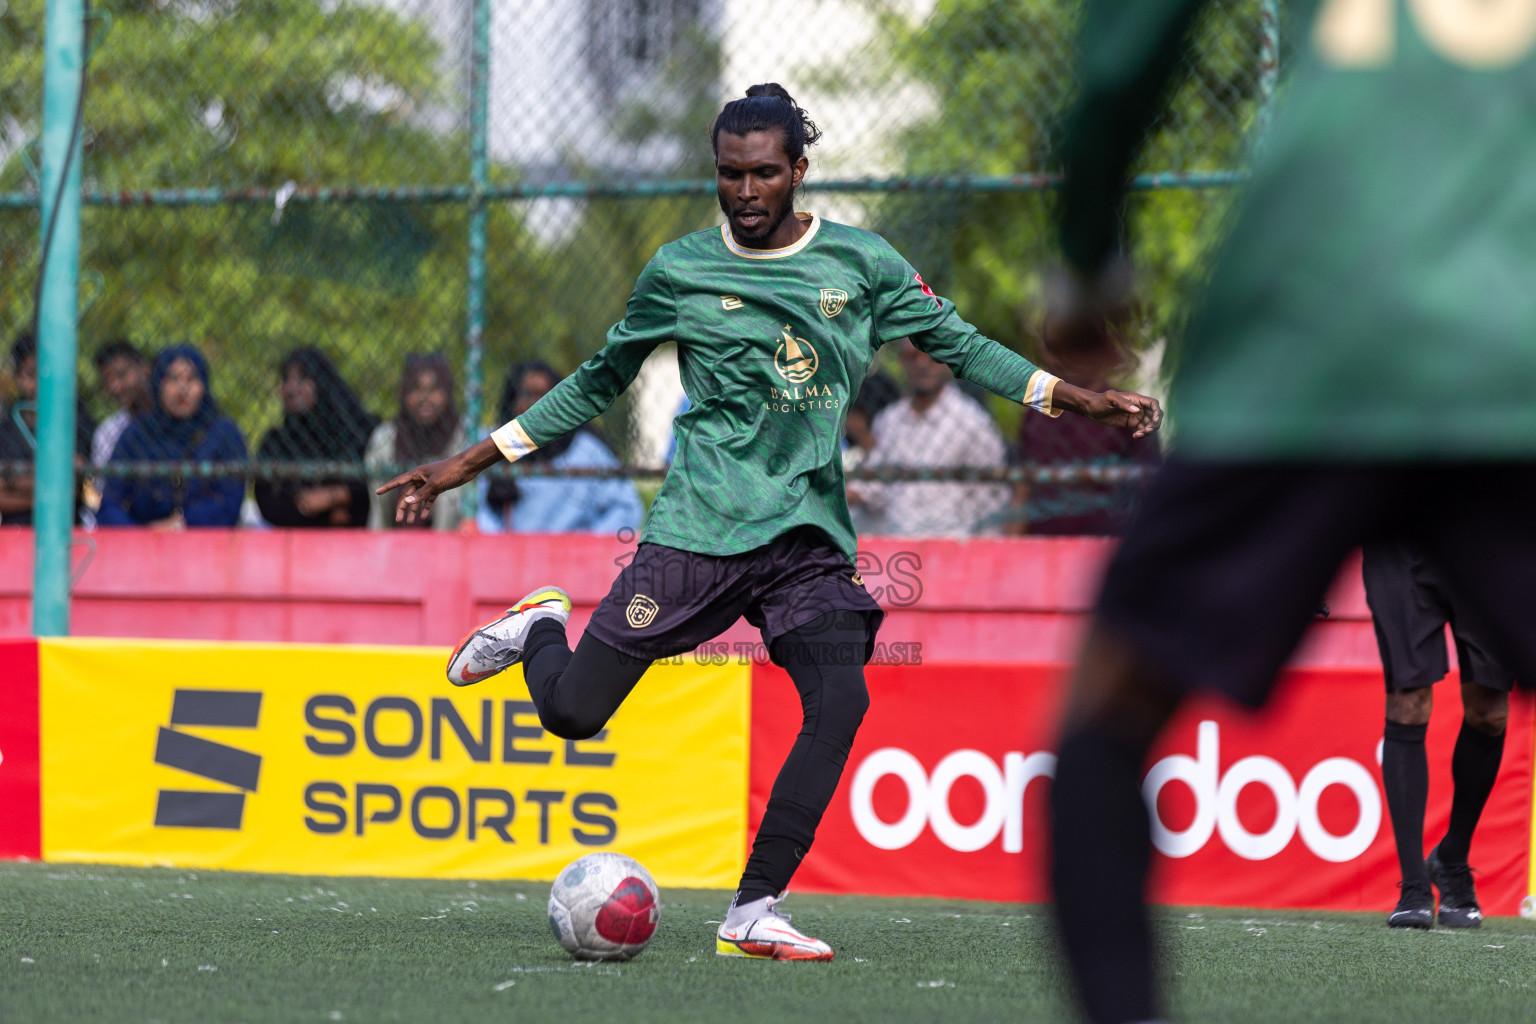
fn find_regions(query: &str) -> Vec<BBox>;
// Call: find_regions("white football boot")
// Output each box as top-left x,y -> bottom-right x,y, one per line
716,893 -> 833,962
445,585 -> 571,685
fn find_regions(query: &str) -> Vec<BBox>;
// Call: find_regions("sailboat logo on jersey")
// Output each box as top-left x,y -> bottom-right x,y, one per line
818,289 -> 848,319
773,326 -> 819,384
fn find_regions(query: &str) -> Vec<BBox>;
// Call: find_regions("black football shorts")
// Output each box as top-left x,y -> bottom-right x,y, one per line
1095,460 -> 1536,706
1361,540 -> 1514,693
583,526 -> 883,664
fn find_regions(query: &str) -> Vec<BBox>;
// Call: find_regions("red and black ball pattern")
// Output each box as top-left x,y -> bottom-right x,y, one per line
594,876 -> 658,946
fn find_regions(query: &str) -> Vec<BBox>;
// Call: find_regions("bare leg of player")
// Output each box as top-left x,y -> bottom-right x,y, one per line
1051,624 -> 1182,1024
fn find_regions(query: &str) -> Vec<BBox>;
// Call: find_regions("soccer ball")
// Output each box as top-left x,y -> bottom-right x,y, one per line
547,852 -> 660,961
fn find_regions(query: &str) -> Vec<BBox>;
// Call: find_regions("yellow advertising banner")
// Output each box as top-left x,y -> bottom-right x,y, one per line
40,638 -> 749,887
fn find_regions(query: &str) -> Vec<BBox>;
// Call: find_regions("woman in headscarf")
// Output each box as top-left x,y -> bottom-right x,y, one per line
366,353 -> 465,530
255,348 -> 378,527
475,360 -> 642,534
98,344 -> 247,529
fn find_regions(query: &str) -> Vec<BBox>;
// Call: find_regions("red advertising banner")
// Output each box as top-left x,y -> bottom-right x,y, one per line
749,663 -> 1534,914
0,639 -> 41,860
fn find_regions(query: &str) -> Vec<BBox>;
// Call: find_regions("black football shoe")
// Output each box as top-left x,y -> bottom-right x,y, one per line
1426,845 -> 1483,928
1387,879 -> 1434,929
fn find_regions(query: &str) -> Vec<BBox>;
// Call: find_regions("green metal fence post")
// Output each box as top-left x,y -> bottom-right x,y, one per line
1255,0 -> 1281,153
33,0 -> 87,637
462,0 -> 491,519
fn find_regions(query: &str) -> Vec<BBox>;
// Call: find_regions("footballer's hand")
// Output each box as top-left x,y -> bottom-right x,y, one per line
376,436 -> 507,524
1054,382 -> 1163,439
1084,388 -> 1162,439
377,456 -> 469,525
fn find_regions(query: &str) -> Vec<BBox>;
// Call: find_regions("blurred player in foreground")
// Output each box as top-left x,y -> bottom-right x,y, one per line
1367,541 -> 1513,930
380,83 -> 1160,962
1047,4 -> 1536,1022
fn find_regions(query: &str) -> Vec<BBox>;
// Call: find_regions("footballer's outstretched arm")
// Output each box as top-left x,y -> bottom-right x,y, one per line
871,242 -> 1161,437
513,252 -> 677,449
1048,0 -> 1203,377
1059,0 -> 1204,278
376,251 -> 678,524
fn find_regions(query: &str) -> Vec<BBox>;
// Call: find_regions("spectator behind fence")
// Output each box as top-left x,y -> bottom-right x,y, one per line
91,340 -> 152,468
98,344 -> 246,529
0,333 -> 39,525
477,360 -> 642,534
0,332 -> 96,527
256,348 -> 378,528
366,353 -> 465,530
1009,340 -> 1161,535
848,339 -> 1009,536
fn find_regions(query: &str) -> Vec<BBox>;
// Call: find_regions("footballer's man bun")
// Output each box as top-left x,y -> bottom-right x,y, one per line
711,83 -> 822,165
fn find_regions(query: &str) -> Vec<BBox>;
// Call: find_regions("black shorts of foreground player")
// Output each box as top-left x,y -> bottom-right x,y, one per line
379,83 -> 1160,964
1365,541 -> 1514,930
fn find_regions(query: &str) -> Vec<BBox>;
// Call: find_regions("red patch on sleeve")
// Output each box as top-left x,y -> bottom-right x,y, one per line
913,272 -> 940,308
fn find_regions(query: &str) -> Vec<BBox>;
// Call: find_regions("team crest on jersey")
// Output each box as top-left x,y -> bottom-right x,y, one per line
818,288 -> 848,319
773,326 -> 819,384
625,594 -> 660,629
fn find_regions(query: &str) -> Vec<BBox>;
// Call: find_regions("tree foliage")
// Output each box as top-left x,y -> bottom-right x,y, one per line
0,0 -> 724,457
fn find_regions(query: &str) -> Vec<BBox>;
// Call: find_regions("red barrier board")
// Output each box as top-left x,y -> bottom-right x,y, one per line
749,663 -> 1534,914
0,639 -> 41,859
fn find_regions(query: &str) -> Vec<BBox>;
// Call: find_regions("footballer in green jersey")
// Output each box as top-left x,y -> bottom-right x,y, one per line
1048,4 -> 1536,1022
379,83 -> 1160,962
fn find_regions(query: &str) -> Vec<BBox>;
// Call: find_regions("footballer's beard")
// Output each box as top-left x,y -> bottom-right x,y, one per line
722,195 -> 794,246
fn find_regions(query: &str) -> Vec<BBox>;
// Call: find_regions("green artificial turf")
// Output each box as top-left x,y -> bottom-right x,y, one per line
2,862 -> 1534,1022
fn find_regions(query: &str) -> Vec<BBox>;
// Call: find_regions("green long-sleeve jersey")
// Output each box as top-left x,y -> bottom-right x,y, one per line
493,213 -> 1059,560
1062,0 -> 1536,458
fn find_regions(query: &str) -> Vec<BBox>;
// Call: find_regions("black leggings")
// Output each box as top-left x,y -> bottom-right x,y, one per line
523,612 -> 870,901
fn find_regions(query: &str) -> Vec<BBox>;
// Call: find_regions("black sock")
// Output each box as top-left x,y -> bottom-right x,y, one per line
522,615 -> 569,665
1438,722 -> 1505,864
521,617 -> 571,714
1382,719 -> 1429,884
1051,728 -> 1157,1024
734,835 -> 806,906
736,614 -> 870,904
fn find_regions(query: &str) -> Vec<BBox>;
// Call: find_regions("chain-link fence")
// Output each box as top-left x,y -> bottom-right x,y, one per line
0,0 -> 1277,535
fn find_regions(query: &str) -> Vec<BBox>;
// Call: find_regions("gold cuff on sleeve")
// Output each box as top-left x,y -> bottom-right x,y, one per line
1025,371 -> 1064,418
491,419 -> 538,462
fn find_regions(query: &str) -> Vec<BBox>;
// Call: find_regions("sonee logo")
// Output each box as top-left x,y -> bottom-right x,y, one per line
153,689 -> 263,830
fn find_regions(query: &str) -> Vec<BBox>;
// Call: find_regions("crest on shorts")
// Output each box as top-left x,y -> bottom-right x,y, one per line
818,288 -> 848,319
625,594 -> 659,629
773,326 -> 819,384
